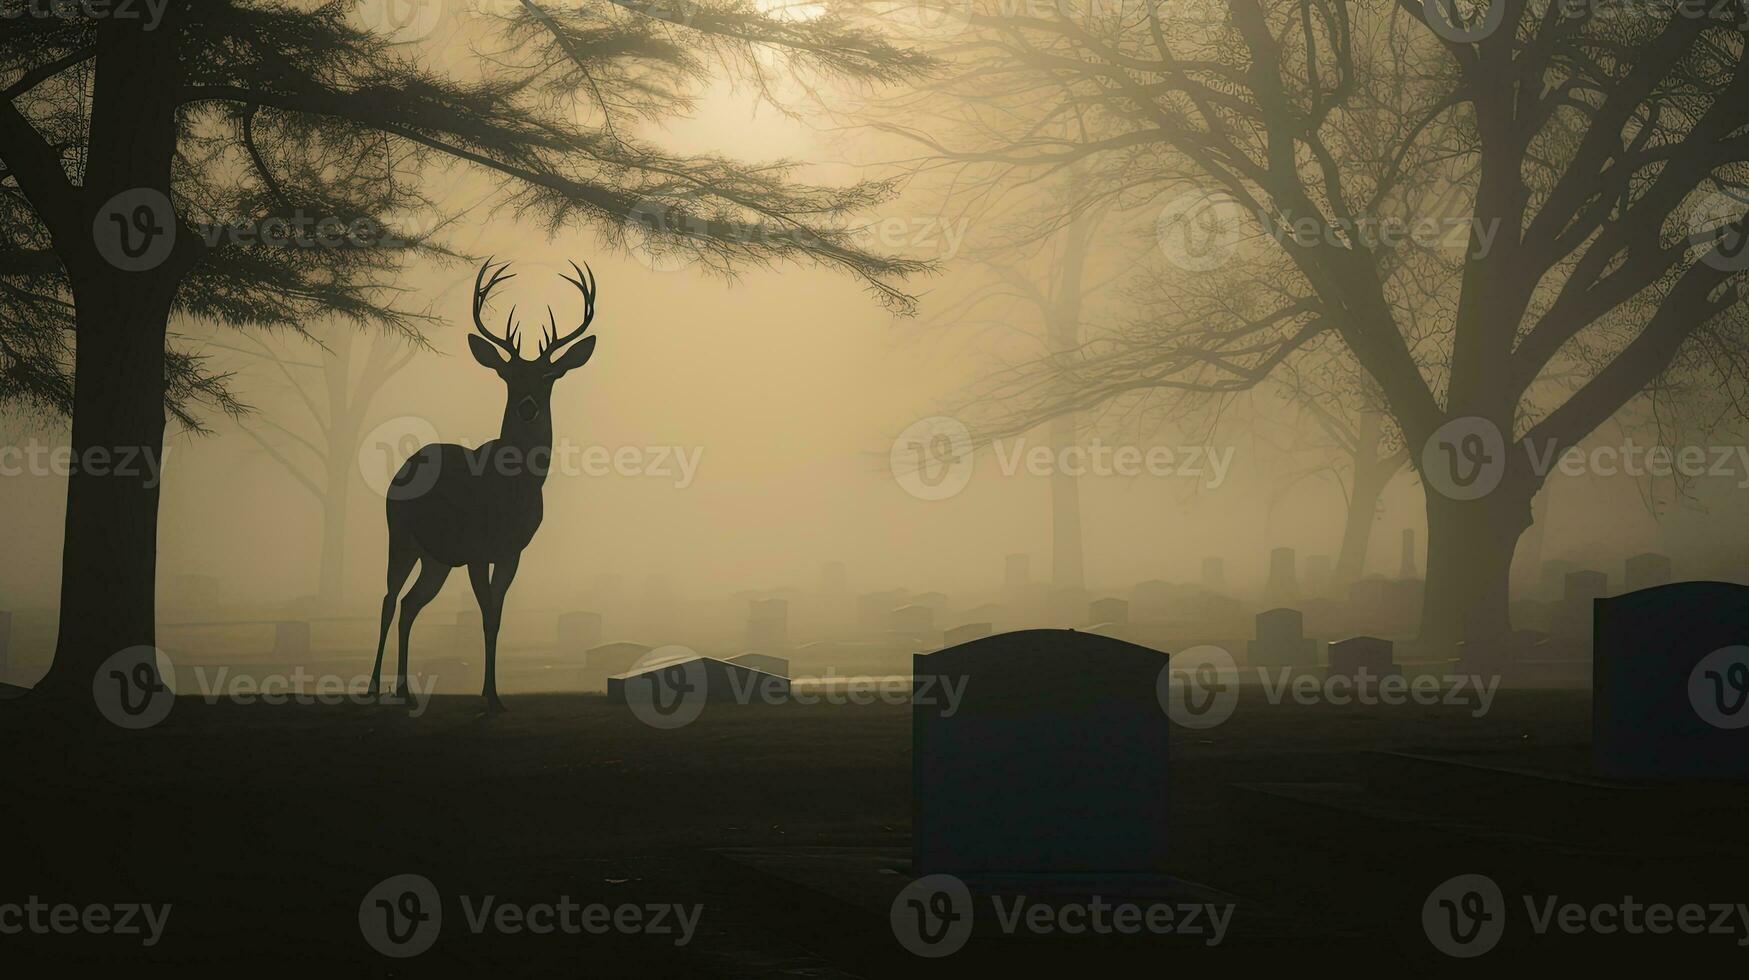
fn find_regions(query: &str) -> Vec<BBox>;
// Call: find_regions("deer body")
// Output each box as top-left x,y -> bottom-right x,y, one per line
369,260 -> 598,712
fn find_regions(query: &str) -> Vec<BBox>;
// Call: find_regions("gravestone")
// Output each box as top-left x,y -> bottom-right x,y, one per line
857,590 -> 902,633
1247,608 -> 1319,666
747,598 -> 789,653
820,561 -> 847,596
1594,582 -> 1749,779
607,653 -> 790,706
271,620 -> 311,660
727,652 -> 790,677
582,641 -> 653,691
1540,559 -> 1577,602
1200,556 -> 1226,592
1399,529 -> 1418,578
1384,578 -> 1425,630
942,622 -> 991,647
556,611 -> 603,654
1262,547 -> 1299,606
1557,570 -> 1608,638
1304,555 -> 1333,598
1347,575 -> 1390,627
1130,579 -> 1173,621
890,604 -> 935,635
1624,552 -> 1673,593
1088,597 -> 1129,626
1328,635 -> 1396,679
912,591 -> 951,612
913,629 -> 1169,874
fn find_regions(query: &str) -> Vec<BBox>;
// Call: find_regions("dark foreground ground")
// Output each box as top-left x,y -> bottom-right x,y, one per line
2,688 -> 1747,975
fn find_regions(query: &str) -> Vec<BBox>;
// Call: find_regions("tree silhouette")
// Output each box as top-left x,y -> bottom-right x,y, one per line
879,0 -> 1749,646
0,0 -> 928,710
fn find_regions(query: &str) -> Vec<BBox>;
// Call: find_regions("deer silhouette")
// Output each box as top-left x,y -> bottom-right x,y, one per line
368,259 -> 599,712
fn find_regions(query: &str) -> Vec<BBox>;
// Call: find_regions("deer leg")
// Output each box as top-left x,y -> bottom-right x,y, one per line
395,557 -> 451,701
369,533 -> 419,698
476,555 -> 519,713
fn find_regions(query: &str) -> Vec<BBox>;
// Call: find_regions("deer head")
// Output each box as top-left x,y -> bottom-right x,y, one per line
467,258 -> 599,430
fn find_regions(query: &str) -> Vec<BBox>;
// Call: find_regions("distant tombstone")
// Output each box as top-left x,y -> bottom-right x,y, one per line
1130,580 -> 1173,621
607,654 -> 790,706
1384,578 -> 1425,628
557,611 -> 603,654
1248,608 -> 1318,666
0,610 -> 10,679
747,598 -> 789,653
1347,575 -> 1390,626
1263,547 -> 1299,605
727,652 -> 790,677
1088,597 -> 1129,625
820,561 -> 848,596
913,629 -> 1169,874
1399,529 -> 1418,579
912,591 -> 951,612
1304,555 -> 1333,598
891,604 -> 935,635
583,641 -> 653,690
1594,582 -> 1749,779
942,622 -> 992,647
857,590 -> 902,632
1541,559 -> 1577,602
1200,556 -> 1226,592
1004,554 -> 1030,591
1557,570 -> 1608,638
271,620 -> 311,660
1624,553 -> 1673,593
961,603 -> 1004,628
1328,635 -> 1396,679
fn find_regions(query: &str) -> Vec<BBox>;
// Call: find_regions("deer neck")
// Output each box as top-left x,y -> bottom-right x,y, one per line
495,407 -> 554,486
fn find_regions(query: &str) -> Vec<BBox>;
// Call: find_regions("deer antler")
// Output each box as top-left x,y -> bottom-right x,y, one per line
473,258 -> 522,359
539,261 -> 596,361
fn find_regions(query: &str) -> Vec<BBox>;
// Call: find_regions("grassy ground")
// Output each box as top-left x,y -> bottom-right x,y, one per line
1,689 -> 1743,974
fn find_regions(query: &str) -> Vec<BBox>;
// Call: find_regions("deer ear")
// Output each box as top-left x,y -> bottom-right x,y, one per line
467,334 -> 507,373
548,335 -> 596,376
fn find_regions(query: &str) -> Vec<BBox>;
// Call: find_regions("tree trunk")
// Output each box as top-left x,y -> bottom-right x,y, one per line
1332,461 -> 1387,589
315,428 -> 354,609
37,283 -> 175,704
1419,482 -> 1534,650
34,14 -> 187,712
1331,412 -> 1398,591
1048,412 -> 1084,590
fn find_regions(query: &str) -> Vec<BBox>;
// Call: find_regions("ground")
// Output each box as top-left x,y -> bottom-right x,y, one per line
2,688 -> 1745,974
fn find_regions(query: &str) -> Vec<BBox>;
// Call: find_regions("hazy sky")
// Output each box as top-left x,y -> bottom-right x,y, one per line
0,16 -> 1737,619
